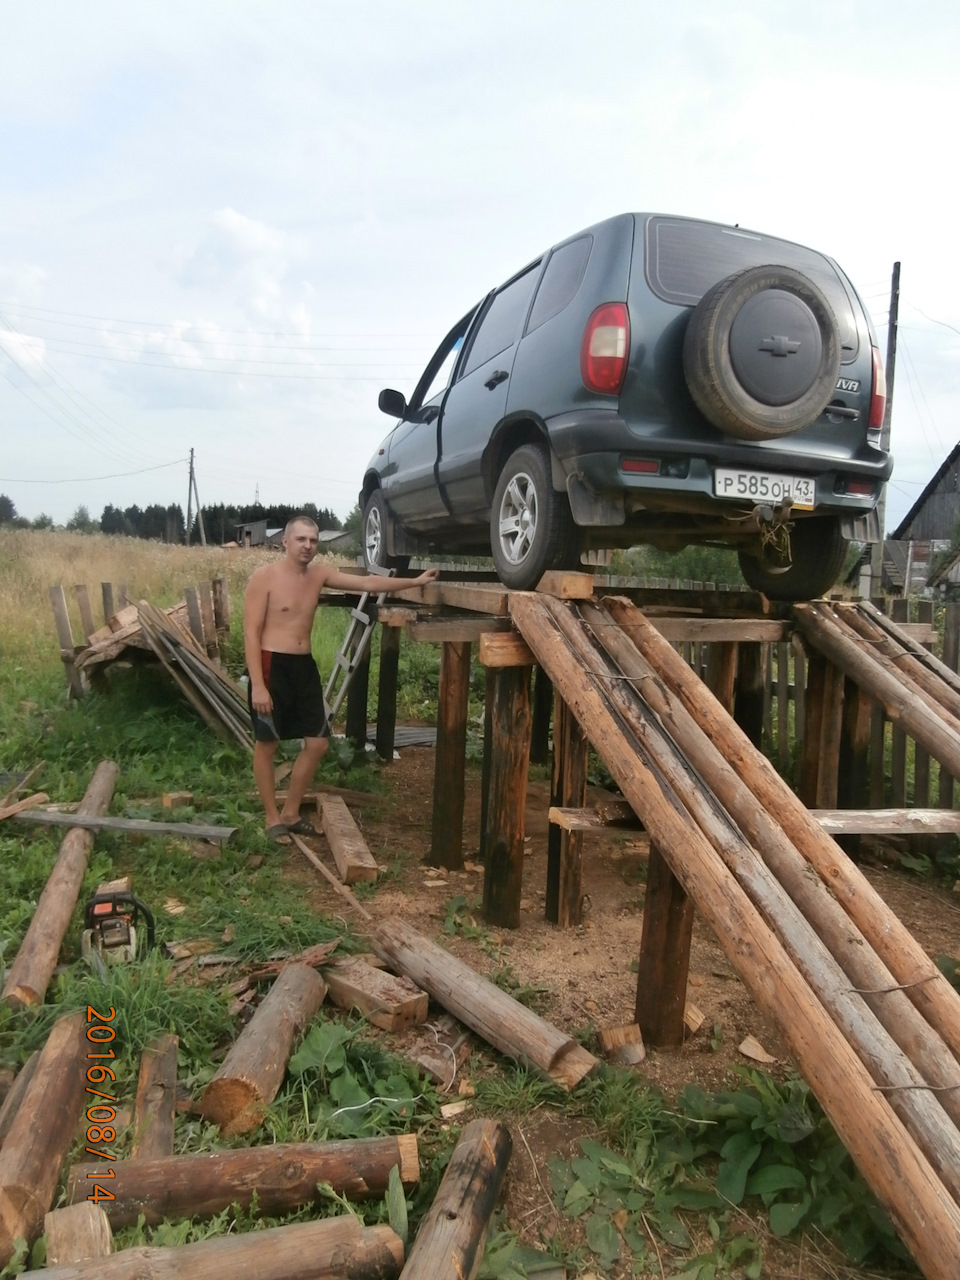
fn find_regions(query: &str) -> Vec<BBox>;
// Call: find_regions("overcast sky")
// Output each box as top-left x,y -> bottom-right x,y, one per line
1,1 -> 957,535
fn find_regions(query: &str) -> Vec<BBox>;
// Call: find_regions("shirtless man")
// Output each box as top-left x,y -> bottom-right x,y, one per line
244,514 -> 439,840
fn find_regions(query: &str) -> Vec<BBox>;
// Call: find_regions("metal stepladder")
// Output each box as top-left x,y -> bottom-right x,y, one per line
322,572 -> 396,727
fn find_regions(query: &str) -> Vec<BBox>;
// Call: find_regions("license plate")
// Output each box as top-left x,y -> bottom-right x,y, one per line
714,468 -> 816,509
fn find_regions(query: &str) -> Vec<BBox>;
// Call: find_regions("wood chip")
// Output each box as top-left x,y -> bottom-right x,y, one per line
738,1035 -> 776,1064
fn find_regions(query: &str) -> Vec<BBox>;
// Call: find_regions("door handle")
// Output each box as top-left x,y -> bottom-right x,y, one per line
484,369 -> 509,390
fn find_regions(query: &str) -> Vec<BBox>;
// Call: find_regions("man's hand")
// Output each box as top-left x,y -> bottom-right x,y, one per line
416,568 -> 440,585
250,683 -> 273,714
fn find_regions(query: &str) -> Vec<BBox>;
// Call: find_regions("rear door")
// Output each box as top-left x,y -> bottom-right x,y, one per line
437,263 -> 541,518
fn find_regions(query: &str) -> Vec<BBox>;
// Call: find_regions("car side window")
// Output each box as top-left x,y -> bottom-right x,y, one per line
408,309 -> 477,411
526,236 -> 592,333
460,265 -> 540,378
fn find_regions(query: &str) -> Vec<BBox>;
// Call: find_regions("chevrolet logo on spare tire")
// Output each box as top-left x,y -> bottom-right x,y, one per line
759,335 -> 801,358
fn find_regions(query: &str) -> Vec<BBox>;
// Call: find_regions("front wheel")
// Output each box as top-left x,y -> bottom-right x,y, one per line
737,516 -> 847,601
362,491 -> 410,575
490,443 -> 578,590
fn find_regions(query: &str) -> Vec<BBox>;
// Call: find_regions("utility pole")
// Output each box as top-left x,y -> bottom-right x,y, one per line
868,261 -> 900,594
185,447 -> 207,547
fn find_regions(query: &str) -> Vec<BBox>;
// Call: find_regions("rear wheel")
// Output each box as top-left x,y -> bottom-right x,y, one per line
490,443 -> 578,590
362,491 -> 410,575
737,516 -> 847,600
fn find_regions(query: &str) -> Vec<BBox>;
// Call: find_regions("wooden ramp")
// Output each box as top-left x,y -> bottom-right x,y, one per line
508,591 -> 960,1280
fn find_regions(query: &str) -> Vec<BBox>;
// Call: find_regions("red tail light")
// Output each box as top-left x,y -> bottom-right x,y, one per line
869,345 -> 886,431
581,303 -> 630,395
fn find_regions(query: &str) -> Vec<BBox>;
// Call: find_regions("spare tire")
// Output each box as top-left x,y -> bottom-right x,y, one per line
683,265 -> 841,440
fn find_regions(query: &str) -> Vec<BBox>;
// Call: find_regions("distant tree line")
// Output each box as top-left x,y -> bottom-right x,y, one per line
0,494 -> 344,543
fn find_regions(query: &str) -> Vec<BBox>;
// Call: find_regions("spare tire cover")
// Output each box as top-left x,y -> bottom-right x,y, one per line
683,265 -> 842,440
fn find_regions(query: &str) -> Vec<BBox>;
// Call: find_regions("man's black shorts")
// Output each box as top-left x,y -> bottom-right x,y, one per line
248,652 -> 331,742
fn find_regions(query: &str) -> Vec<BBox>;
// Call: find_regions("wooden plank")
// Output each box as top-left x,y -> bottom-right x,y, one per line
407,616 -> 512,643
198,581 -> 219,659
545,695 -> 588,927
44,1202 -> 112,1265
375,605 -> 418,628
811,809 -> 960,835
101,582 -> 115,623
548,802 -> 639,831
478,630 -> 535,668
211,575 -> 230,633
183,586 -> 205,648
320,795 -> 379,884
0,793 -> 50,822
131,1034 -> 178,1160
321,956 -> 428,1031
396,581 -> 510,615
481,665 -> 531,929
73,585 -> 96,641
653,618 -> 789,642
914,601 -> 934,809
108,604 -> 139,631
13,811 -> 235,842
430,640 -> 471,870
598,1023 -> 645,1065
374,624 -> 401,761
536,569 -> 594,599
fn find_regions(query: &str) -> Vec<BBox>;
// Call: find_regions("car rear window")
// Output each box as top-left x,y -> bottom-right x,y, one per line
525,236 -> 592,334
644,217 -> 860,361
461,265 -> 540,377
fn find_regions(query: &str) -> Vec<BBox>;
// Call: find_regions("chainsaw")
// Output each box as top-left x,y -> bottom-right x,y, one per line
81,891 -> 156,969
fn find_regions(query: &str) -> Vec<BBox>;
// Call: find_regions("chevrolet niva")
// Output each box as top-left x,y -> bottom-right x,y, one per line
360,213 -> 891,599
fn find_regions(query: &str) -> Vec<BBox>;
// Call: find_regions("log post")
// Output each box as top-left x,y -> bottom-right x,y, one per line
101,582 -> 115,624
211,575 -> 230,634
798,649 -> 826,807
183,586 -> 205,649
913,601 -> 934,810
131,1034 -> 178,1161
776,640 -> 791,772
839,677 -> 871,810
200,965 -> 326,1135
3,762 -> 119,1009
49,585 -> 83,699
704,640 -> 736,714
375,625 -> 402,761
66,1135 -> 420,1227
345,633 -> 372,747
400,1119 -> 511,1280
634,843 -> 696,1047
481,664 -> 532,929
890,599 -> 909,806
815,661 -> 845,809
429,640 -> 472,869
198,581 -> 219,661
529,666 -> 553,765
370,917 -> 598,1090
478,668 -> 495,863
0,1013 -> 88,1266
545,694 -> 588,927
73,585 -> 96,642
17,1218 -> 404,1280
940,601 -> 960,813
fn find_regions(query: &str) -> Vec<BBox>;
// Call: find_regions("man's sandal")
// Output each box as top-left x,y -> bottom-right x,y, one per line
266,823 -> 292,843
282,817 -> 317,837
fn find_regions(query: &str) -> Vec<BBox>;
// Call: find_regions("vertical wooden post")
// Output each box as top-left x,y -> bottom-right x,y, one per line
117,582 -> 129,607
183,587 -> 205,648
634,843 -> 696,1047
545,695 -> 588,927
914,601 -> 934,807
776,641 -> 791,772
870,597 -> 888,808
478,668 -> 495,864
890,598 -> 909,806
344,638 -> 371,747
734,642 -> 764,749
429,641 -> 472,870
815,662 -> 845,809
705,641 -> 737,714
839,677 -> 871,809
49,586 -> 83,699
939,602 -> 960,810
529,666 -> 553,766
73,585 -> 96,641
799,650 -> 826,807
211,576 -> 231,634
481,665 -> 531,929
101,582 -> 115,623
198,581 -> 219,661
375,625 -> 401,761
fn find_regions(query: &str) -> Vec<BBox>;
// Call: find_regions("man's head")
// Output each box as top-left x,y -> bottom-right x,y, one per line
282,516 -> 320,564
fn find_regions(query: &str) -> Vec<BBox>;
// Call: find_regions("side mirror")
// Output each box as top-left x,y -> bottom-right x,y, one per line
378,388 -> 407,418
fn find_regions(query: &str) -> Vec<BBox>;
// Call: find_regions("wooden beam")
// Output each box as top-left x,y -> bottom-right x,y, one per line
634,843 -> 696,1047
549,802 -> 639,831
812,809 -> 960,835
545,696 -> 588,927
430,640 -> 471,870
49,585 -> 83,698
374,624 -> 401,761
396,582 -> 510,615
529,666 -> 553,766
478,630 -> 535,668
653,618 -> 789,642
321,795 -> 379,884
321,957 -> 428,1032
407,617 -> 513,643
482,665 -> 531,929
131,1035 -> 178,1161
536,570 -> 595,599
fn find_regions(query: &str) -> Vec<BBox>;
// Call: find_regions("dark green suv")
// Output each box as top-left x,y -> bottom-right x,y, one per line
360,213 -> 890,599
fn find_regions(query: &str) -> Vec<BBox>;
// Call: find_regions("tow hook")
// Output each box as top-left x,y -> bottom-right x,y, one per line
753,497 -> 794,566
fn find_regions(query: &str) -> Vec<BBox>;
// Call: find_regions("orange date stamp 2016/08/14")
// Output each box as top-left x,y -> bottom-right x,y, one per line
84,1004 -> 121,1203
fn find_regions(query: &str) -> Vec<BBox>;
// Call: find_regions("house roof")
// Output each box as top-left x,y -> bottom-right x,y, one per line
892,439 -> 960,539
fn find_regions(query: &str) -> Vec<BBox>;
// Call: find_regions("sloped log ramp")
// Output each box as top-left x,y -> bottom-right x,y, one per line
66,1134 -> 419,1227
17,1218 -> 404,1280
508,592 -> 960,1280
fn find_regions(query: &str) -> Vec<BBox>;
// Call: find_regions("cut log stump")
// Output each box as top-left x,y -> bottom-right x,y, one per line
44,1203 -> 112,1265
200,965 -> 326,1135
400,1118 -> 512,1280
322,956 -> 428,1032
18,1217 -> 404,1280
321,795 -> 379,884
66,1135 -> 420,1227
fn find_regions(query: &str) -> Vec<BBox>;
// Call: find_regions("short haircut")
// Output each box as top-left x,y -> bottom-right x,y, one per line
284,515 -> 319,536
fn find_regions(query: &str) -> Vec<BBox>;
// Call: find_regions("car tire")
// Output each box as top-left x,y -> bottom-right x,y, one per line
490,443 -> 578,590
683,266 -> 842,440
362,490 -> 410,575
737,515 -> 847,601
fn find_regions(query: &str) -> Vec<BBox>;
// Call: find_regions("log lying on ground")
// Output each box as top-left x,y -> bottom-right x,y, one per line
131,1035 -> 178,1160
0,1013 -> 88,1267
370,917 -> 598,1090
67,1134 -> 420,1228
200,964 -> 326,1134
400,1119 -> 511,1280
44,1203 -> 112,1265
18,1217 -> 405,1280
3,762 -> 119,1009
509,592 -> 960,1279
0,1052 -> 39,1147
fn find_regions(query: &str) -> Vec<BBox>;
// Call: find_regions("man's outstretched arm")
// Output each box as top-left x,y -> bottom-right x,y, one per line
319,565 -> 439,593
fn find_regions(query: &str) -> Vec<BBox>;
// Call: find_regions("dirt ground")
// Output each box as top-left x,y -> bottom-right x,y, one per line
281,744 -> 960,1278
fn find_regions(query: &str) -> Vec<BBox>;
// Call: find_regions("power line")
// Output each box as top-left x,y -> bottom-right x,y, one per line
0,458 -> 188,484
